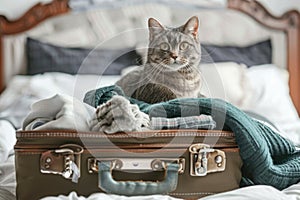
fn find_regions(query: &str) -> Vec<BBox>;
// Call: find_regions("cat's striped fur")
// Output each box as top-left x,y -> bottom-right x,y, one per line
116,16 -> 203,103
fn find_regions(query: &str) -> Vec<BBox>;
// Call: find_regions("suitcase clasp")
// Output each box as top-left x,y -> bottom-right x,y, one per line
189,144 -> 226,176
40,144 -> 83,183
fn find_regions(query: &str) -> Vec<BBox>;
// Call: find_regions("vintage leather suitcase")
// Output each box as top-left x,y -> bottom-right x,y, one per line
15,129 -> 242,200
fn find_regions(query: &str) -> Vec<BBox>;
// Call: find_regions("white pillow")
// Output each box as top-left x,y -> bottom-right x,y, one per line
244,64 -> 299,124
200,62 -> 252,108
36,28 -> 97,47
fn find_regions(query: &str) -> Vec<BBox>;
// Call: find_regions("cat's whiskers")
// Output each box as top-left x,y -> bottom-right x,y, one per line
160,61 -> 189,72
143,66 -> 161,83
136,66 -> 165,95
127,65 -> 159,87
151,63 -> 165,80
115,16 -> 204,102
141,62 -> 165,84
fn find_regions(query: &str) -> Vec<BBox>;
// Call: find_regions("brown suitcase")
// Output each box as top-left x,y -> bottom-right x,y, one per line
15,129 -> 242,200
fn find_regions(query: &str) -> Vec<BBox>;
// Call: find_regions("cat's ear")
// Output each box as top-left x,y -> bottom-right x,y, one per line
148,18 -> 164,40
182,16 -> 199,40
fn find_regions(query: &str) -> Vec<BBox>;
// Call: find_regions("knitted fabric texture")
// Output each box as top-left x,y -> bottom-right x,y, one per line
84,85 -> 300,190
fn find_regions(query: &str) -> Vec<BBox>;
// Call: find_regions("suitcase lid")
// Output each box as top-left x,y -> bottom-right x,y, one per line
15,129 -> 237,149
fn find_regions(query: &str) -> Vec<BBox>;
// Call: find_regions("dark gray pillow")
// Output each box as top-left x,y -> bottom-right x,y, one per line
26,38 -> 142,75
201,39 -> 272,67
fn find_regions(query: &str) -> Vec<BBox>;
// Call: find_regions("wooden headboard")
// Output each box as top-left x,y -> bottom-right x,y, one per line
0,0 -> 300,115
228,0 -> 300,116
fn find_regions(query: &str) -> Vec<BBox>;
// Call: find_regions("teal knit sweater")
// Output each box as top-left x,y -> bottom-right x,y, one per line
84,85 -> 300,190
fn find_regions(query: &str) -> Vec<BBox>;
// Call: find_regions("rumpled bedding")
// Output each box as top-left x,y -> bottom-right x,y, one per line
41,185 -> 300,200
0,120 -> 16,199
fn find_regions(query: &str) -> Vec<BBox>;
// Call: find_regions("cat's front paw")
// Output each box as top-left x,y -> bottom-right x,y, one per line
90,95 -> 150,133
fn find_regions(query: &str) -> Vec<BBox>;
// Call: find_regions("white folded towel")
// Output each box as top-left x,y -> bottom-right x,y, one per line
23,94 -> 95,131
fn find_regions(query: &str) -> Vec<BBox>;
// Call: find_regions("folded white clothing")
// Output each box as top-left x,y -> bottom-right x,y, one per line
23,94 -> 95,131
90,95 -> 150,134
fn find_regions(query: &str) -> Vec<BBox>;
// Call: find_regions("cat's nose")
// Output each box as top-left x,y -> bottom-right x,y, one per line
170,53 -> 178,60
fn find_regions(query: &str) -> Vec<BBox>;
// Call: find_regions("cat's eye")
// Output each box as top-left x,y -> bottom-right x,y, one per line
159,43 -> 169,51
180,42 -> 189,50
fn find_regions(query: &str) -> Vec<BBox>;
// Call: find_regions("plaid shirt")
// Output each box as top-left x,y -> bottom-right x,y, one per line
150,115 -> 216,130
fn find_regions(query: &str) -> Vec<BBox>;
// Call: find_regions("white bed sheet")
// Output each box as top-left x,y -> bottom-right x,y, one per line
0,120 -> 16,200
40,184 -> 300,200
0,72 -> 120,106
0,72 -> 299,200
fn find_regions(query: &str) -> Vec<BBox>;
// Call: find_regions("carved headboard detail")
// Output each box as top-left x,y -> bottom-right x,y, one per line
0,0 -> 69,92
228,0 -> 300,115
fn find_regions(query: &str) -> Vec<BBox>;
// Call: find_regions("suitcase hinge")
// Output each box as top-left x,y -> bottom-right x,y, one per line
40,144 -> 83,183
189,144 -> 226,176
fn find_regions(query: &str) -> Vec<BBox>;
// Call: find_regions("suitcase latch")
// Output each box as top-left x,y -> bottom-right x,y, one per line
40,144 -> 83,183
189,143 -> 226,176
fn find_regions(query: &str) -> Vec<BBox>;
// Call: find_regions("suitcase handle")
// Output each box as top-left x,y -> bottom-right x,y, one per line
98,161 -> 179,195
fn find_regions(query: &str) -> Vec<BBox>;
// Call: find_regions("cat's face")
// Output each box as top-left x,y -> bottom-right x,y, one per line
147,16 -> 201,72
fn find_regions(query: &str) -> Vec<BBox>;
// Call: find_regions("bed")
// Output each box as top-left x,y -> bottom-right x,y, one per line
0,0 -> 300,199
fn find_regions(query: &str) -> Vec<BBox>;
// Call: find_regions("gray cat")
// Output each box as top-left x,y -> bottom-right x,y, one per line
116,16 -> 204,103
